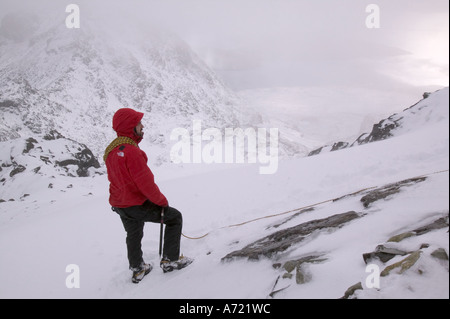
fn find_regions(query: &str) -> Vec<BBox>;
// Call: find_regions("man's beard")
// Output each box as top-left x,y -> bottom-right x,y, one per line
134,127 -> 144,138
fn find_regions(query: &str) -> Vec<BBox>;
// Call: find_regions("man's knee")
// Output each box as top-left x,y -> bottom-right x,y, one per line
165,206 -> 183,225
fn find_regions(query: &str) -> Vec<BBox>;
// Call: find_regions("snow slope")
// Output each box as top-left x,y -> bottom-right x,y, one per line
0,88 -> 448,299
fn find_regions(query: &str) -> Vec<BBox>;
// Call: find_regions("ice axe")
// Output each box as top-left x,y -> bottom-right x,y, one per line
159,207 -> 164,259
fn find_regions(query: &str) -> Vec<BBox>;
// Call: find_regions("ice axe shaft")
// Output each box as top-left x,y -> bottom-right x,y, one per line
159,207 -> 164,258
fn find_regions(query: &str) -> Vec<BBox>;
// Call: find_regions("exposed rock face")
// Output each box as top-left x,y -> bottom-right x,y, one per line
308,88 -> 448,156
363,244 -> 409,264
380,251 -> 422,277
55,147 -> 100,177
360,176 -> 427,208
1,130 -> 102,202
1,130 -> 101,180
218,172 -> 448,299
341,212 -> 449,299
222,211 -> 360,261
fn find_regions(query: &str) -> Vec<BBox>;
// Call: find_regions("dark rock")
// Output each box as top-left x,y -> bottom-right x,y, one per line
55,145 -> 100,177
9,164 -> 26,177
308,90 -> 441,157
43,130 -> 65,140
360,177 -> 427,208
309,141 -> 349,155
74,147 -> 100,177
386,214 -> 448,245
40,156 -> 51,165
363,251 -> 396,264
363,244 -> 408,264
340,282 -> 363,299
331,141 -> 349,151
387,232 -> 416,243
380,251 -> 422,277
282,255 -> 326,273
23,137 -> 38,154
222,211 -> 360,261
0,99 -> 19,108
282,273 -> 293,280
56,159 -> 78,167
354,118 -> 399,145
272,263 -> 282,269
431,248 -> 449,261
308,147 -> 325,156
412,214 -> 449,235
281,255 -> 327,285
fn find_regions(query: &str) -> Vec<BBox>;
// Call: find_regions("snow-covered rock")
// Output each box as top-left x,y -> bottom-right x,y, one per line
0,129 -> 101,202
308,88 -> 449,156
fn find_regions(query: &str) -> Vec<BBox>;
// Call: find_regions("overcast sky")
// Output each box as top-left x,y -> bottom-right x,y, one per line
1,0 -> 448,92
163,0 -> 449,92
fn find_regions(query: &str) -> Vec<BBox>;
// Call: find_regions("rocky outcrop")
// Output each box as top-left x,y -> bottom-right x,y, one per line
363,243 -> 409,264
360,176 -> 427,208
0,130 -> 101,180
0,130 -> 102,202
219,173 -> 448,299
308,89 -> 444,156
342,212 -> 449,299
380,250 -> 422,277
222,211 -> 360,261
55,147 -> 100,177
362,213 -> 449,265
269,254 -> 327,297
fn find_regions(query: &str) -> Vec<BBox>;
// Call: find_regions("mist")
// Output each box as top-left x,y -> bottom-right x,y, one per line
1,0 -> 448,96
98,0 -> 449,92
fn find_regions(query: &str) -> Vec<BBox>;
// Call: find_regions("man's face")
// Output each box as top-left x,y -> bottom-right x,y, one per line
135,122 -> 144,138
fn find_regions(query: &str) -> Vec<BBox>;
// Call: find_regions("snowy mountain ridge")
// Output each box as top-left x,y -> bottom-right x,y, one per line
0,11 -> 246,162
308,89 -> 449,156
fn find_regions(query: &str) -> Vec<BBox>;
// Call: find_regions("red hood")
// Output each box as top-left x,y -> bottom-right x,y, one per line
112,108 -> 144,143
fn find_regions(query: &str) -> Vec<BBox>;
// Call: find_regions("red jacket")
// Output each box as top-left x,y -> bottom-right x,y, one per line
105,108 -> 168,208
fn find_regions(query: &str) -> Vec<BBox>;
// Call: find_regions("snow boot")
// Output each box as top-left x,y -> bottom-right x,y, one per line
160,255 -> 193,273
131,262 -> 152,283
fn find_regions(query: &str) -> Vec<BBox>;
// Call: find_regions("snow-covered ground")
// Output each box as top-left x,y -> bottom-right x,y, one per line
0,88 -> 448,299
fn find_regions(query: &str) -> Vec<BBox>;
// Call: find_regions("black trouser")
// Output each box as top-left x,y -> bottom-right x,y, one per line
112,200 -> 182,269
